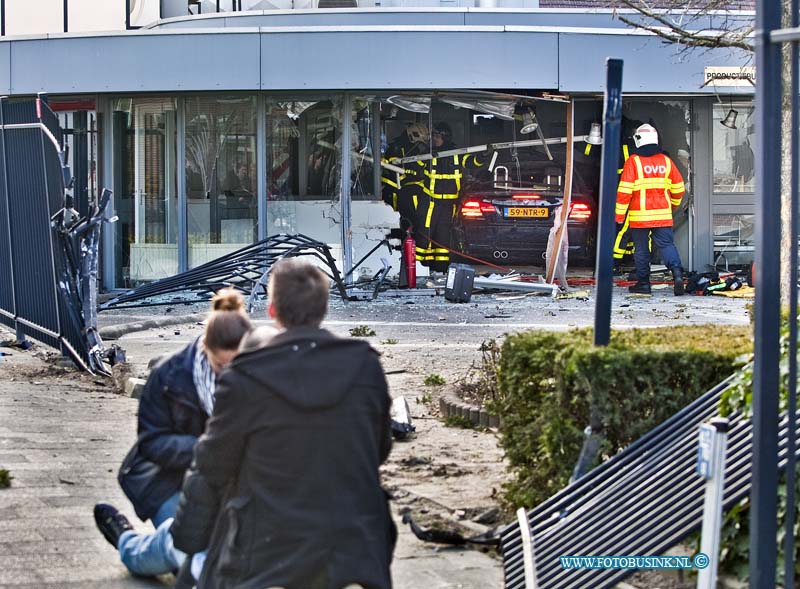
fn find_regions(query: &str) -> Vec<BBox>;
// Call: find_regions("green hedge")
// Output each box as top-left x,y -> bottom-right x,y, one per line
492,325 -> 753,509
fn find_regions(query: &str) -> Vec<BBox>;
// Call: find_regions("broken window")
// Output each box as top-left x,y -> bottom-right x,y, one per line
265,97 -> 344,256
713,102 -> 755,193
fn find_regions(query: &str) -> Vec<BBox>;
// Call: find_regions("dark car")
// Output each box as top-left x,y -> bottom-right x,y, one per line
452,154 -> 597,266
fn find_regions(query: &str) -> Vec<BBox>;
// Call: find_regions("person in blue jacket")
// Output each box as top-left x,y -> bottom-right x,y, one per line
93,289 -> 252,578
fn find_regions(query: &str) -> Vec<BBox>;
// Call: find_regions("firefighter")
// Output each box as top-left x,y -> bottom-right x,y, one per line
416,122 -> 486,273
616,123 -> 686,296
381,123 -> 429,237
613,117 -> 642,269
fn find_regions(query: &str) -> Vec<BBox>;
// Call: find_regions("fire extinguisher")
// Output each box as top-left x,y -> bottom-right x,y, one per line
403,229 -> 416,289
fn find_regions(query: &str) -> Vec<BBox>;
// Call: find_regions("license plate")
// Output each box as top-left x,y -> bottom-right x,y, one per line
504,207 -> 549,218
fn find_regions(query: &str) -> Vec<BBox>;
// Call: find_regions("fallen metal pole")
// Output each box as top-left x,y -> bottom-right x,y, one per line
395,135 -> 591,165
473,276 -> 558,298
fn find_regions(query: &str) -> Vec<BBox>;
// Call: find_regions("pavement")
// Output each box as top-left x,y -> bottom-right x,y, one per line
0,283 -> 752,589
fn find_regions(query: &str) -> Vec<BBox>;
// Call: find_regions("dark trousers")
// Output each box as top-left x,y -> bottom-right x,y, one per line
631,226 -> 682,282
418,199 -> 456,273
398,185 -> 428,239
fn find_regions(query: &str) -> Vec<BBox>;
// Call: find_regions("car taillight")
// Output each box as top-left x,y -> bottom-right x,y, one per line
569,202 -> 592,221
461,199 -> 495,218
512,194 -> 541,200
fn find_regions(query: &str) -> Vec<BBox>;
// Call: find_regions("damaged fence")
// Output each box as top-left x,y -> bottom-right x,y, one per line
100,233 -> 349,311
0,96 -> 117,374
500,377 -> 800,589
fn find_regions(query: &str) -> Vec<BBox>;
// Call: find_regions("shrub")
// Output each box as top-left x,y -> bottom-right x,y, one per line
424,373 -> 446,386
349,325 -> 376,337
492,325 -> 752,509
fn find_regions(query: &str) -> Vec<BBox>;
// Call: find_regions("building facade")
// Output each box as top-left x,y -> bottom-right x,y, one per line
0,1 -> 756,289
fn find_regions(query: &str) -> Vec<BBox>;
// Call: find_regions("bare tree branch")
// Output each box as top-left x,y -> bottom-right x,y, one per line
615,0 -> 754,52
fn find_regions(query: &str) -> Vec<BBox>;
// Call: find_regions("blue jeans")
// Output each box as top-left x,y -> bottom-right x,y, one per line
631,226 -> 682,282
118,493 -> 186,576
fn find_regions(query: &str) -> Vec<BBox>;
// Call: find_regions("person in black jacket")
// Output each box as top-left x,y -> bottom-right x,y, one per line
93,289 -> 252,577
172,258 -> 395,589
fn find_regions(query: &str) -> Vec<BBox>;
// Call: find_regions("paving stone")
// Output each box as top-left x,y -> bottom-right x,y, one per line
0,331 -> 503,589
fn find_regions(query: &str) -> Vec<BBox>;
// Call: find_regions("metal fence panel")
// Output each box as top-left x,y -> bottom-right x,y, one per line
0,102 -> 14,330
0,97 -> 111,372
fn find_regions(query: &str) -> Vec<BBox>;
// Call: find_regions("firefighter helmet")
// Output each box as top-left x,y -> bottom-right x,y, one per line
633,124 -> 659,149
406,123 -> 429,144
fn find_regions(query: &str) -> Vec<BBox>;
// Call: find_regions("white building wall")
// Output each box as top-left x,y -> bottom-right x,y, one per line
4,0 -> 160,35
5,0 -> 64,35
69,0 -> 127,32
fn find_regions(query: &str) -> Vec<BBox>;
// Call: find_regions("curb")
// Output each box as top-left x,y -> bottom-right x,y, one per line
99,313 -> 207,340
125,378 -> 147,399
438,392 -> 500,428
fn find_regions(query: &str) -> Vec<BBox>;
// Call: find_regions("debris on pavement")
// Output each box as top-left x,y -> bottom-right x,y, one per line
555,288 -> 591,301
0,468 -> 12,488
1,339 -> 33,350
390,396 -> 416,440
402,512 -> 500,547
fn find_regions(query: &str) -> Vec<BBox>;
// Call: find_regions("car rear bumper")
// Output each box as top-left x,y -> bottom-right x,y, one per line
457,222 -> 593,263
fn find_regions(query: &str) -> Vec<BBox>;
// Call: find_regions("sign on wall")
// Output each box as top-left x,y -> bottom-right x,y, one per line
704,67 -> 756,87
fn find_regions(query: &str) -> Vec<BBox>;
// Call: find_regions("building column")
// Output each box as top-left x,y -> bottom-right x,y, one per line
177,96 -> 188,273
257,93 -> 266,241
692,97 -> 714,272
98,95 -> 116,291
340,93 -> 353,281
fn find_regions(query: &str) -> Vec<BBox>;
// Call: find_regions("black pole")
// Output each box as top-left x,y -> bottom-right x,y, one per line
63,0 -> 68,32
785,0 -> 799,584
593,58 -> 623,347
125,0 -> 130,29
1,0 -> 5,36
751,0 -> 782,584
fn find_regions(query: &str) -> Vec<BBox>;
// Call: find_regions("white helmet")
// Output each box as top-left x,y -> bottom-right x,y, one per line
633,124 -> 659,149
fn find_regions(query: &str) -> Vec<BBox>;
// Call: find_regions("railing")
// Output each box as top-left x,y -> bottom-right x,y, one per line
500,378 -> 800,589
0,96 -> 114,374
166,0 -> 539,16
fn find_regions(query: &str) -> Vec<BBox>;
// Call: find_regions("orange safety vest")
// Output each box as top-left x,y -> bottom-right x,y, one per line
615,153 -> 685,229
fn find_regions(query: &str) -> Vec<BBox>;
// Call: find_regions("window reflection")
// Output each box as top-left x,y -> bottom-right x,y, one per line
713,103 -> 755,192
184,96 -> 257,268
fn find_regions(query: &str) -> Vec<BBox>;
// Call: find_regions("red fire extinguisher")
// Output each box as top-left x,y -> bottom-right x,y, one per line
403,229 -> 416,289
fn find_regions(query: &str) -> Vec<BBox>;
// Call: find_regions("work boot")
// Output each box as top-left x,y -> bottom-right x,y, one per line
672,266 -> 685,296
628,281 -> 652,294
94,503 -> 134,549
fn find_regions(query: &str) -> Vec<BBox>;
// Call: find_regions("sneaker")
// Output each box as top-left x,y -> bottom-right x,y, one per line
174,558 -> 196,589
628,282 -> 652,294
94,503 -> 134,548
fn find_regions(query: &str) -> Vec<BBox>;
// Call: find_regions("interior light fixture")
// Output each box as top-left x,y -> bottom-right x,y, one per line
586,123 -> 603,145
721,108 -> 738,129
520,110 -> 539,135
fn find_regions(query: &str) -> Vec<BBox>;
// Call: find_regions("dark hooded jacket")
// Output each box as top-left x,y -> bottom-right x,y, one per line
121,339 -> 207,521
172,327 -> 394,589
